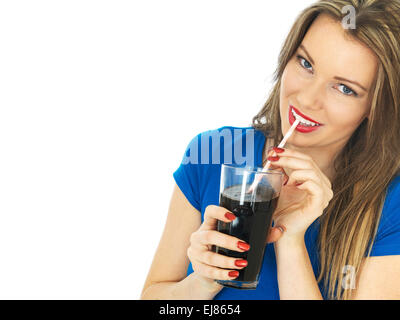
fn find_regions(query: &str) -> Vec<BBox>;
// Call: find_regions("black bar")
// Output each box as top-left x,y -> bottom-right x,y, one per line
0,300 -> 398,318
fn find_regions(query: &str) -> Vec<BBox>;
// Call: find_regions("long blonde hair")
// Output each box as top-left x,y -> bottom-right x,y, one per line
252,0 -> 400,299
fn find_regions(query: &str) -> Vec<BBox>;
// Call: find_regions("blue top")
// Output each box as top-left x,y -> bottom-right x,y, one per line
173,126 -> 400,300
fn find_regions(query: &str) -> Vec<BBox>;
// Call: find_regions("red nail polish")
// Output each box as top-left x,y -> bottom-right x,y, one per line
228,270 -> 239,278
267,156 -> 280,162
295,182 -> 303,186
283,179 -> 288,186
273,147 -> 285,153
224,212 -> 236,221
234,259 -> 248,267
237,241 -> 250,251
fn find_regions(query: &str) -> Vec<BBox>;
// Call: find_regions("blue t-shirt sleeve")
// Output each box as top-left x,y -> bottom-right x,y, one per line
173,133 -> 202,212
370,176 -> 400,256
172,126 -> 262,215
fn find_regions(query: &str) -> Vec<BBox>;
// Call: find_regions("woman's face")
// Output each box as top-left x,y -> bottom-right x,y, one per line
280,14 -> 378,149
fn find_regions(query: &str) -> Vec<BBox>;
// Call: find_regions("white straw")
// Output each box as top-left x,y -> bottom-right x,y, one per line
247,119 -> 300,192
261,118 -> 300,172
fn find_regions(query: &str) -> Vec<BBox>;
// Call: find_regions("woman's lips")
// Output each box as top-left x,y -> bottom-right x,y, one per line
288,106 -> 323,133
290,105 -> 323,125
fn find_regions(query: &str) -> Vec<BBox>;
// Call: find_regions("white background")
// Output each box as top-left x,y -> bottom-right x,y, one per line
0,0 -> 314,299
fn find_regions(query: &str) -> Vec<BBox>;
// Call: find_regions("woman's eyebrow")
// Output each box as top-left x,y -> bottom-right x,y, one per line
333,76 -> 368,92
299,44 -> 315,65
298,44 -> 368,92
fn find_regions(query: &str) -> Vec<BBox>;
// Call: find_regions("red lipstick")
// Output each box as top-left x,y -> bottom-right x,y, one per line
290,105 -> 323,125
289,105 -> 324,133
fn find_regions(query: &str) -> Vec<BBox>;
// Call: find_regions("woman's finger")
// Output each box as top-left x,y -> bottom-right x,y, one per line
264,148 -> 289,180
285,169 -> 321,187
201,205 -> 236,231
268,154 -> 332,189
298,180 -> 333,207
189,246 -> 248,270
295,179 -> 324,199
270,147 -> 332,188
190,230 -> 250,253
269,147 -> 313,161
190,258 -> 240,281
267,155 -> 314,171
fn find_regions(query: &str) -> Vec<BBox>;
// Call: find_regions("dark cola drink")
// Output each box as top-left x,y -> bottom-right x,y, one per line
214,183 -> 278,289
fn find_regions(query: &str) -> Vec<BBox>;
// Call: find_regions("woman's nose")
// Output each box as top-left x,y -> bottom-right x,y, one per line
296,79 -> 324,111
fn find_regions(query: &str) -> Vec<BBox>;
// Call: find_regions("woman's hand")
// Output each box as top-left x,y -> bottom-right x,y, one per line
267,147 -> 334,240
187,204 -> 284,289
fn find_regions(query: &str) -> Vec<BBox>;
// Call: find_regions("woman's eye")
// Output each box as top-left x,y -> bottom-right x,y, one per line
296,54 -> 359,97
337,84 -> 358,97
296,55 -> 313,72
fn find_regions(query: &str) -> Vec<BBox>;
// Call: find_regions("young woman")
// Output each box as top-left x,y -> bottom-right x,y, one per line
141,0 -> 400,300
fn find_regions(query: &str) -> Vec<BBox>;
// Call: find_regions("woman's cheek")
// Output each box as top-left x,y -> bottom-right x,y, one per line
324,114 -> 367,144
328,106 -> 364,129
282,64 -> 304,96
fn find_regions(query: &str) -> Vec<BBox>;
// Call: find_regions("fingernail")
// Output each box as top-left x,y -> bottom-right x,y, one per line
295,182 -> 303,186
228,270 -> 239,278
224,212 -> 236,221
267,147 -> 276,156
237,241 -> 250,251
267,156 -> 280,162
283,179 -> 288,186
234,259 -> 248,267
273,147 -> 285,153
276,226 -> 285,233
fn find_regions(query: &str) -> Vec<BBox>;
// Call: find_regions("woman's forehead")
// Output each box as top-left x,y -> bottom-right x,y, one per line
300,14 -> 378,91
